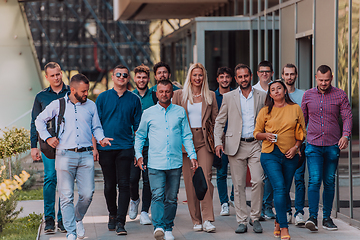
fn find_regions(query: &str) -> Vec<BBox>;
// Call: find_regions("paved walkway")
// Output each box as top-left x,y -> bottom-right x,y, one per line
18,183 -> 360,240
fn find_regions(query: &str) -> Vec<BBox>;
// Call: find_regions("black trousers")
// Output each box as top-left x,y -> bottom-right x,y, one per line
129,146 -> 151,213
99,148 -> 133,225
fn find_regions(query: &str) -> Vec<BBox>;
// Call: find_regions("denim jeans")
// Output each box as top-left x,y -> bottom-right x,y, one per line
306,143 -> 340,219
42,152 -> 62,222
55,149 -> 95,238
260,145 -> 298,228
130,146 -> 151,212
99,148 -> 133,225
148,167 -> 182,232
216,153 -> 234,205
287,144 -> 306,217
262,175 -> 273,211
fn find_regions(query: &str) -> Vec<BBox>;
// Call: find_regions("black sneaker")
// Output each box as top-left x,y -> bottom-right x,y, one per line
57,220 -> 66,233
322,217 -> 338,231
305,216 -> 318,231
115,222 -> 127,235
44,217 -> 55,234
108,215 -> 117,231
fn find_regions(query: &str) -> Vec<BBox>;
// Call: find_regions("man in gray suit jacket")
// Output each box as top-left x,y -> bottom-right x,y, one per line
214,64 -> 266,234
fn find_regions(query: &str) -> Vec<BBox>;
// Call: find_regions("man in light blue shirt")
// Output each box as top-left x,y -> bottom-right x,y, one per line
135,80 -> 198,240
282,64 -> 306,226
35,74 -> 112,240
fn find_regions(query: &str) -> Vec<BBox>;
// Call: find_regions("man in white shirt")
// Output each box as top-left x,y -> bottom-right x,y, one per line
36,74 -> 112,240
253,61 -> 276,220
214,64 -> 266,234
253,60 -> 274,92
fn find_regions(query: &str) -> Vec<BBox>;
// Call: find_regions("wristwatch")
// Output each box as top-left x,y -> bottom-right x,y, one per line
345,136 -> 350,141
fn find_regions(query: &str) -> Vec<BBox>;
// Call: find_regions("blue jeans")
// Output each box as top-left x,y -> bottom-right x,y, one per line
260,145 -> 298,228
42,152 -> 62,221
56,149 -> 95,238
287,144 -> 306,217
306,143 -> 340,219
148,167 -> 182,232
216,153 -> 234,205
262,175 -> 273,211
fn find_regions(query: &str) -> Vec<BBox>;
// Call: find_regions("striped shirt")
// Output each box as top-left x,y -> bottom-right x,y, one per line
301,86 -> 352,146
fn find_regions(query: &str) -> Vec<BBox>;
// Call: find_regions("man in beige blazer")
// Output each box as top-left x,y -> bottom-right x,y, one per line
214,63 -> 266,234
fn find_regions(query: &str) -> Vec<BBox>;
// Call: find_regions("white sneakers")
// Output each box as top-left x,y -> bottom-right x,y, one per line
203,220 -> 216,232
67,234 -> 76,240
220,203 -> 230,216
154,228 -> 165,240
228,200 -> 235,208
165,231 -> 175,240
129,198 -> 140,220
140,211 -> 152,225
76,221 -> 85,239
193,224 -> 202,231
295,213 -> 306,226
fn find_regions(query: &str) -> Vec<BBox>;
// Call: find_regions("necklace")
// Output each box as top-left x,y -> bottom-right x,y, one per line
193,93 -> 202,98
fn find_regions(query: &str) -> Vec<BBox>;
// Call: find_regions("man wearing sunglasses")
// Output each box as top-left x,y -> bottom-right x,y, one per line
94,65 -> 142,235
253,60 -> 274,93
253,61 -> 276,221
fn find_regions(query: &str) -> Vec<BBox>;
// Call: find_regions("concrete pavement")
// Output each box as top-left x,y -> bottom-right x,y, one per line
17,184 -> 360,240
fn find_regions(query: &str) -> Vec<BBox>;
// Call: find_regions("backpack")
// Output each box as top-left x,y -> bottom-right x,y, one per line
38,98 -> 66,159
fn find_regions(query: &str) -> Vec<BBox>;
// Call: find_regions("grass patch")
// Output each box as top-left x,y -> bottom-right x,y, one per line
0,212 -> 42,240
17,188 -> 43,201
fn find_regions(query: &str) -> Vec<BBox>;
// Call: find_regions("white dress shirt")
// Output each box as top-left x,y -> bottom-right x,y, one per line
240,88 -> 255,138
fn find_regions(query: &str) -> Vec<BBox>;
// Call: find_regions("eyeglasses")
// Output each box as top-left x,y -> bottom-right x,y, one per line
115,72 -> 129,78
258,70 -> 272,74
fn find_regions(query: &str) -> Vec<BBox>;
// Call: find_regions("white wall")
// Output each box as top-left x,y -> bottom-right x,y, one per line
0,0 -> 42,130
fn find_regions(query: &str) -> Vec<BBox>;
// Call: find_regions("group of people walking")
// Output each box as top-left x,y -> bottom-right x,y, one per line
31,59 -> 352,240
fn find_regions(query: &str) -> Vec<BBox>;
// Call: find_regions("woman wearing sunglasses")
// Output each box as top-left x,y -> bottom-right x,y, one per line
253,80 -> 306,240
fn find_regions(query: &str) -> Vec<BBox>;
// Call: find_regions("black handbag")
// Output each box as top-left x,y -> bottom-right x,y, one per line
38,98 -> 65,159
192,166 -> 208,201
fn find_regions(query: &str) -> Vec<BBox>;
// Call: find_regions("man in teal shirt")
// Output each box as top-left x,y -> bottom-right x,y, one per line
135,80 -> 197,240
129,64 -> 154,225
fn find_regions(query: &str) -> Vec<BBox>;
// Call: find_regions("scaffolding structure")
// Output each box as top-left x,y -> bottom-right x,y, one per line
22,0 -> 153,87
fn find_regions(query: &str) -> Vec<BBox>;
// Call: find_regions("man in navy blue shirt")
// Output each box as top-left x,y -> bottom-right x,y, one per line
214,67 -> 234,217
95,65 -> 142,235
30,62 -> 69,234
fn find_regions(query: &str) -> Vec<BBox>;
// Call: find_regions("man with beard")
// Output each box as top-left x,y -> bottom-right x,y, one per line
302,65 -> 352,231
282,64 -> 306,226
135,80 -> 197,240
149,62 -> 180,102
128,64 -> 153,225
35,74 -> 113,240
31,62 -> 69,234
95,65 -> 142,235
214,67 -> 235,216
214,64 -> 266,234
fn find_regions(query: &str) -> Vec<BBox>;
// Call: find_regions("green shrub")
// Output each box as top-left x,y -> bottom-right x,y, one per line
0,212 -> 42,240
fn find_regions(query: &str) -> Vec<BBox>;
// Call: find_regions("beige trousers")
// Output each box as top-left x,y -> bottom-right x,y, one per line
228,140 -> 264,224
182,128 -> 214,225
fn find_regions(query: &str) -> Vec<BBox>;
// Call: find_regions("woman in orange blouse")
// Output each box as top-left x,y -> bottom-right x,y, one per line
172,63 -> 218,233
254,80 -> 306,240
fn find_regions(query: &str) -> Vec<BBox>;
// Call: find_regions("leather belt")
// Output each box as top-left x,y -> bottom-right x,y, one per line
67,147 -> 93,152
240,137 -> 255,142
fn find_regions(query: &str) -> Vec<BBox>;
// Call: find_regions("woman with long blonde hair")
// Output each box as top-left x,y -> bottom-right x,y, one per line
172,63 -> 218,233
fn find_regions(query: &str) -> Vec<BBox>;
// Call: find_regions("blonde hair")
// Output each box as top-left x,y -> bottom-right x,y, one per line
182,63 -> 213,105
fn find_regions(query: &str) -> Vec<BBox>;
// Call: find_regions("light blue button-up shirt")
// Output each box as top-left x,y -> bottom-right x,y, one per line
35,95 -> 105,150
135,103 -> 197,170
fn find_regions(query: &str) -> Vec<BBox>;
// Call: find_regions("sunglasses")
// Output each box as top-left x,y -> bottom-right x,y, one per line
115,72 -> 129,78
